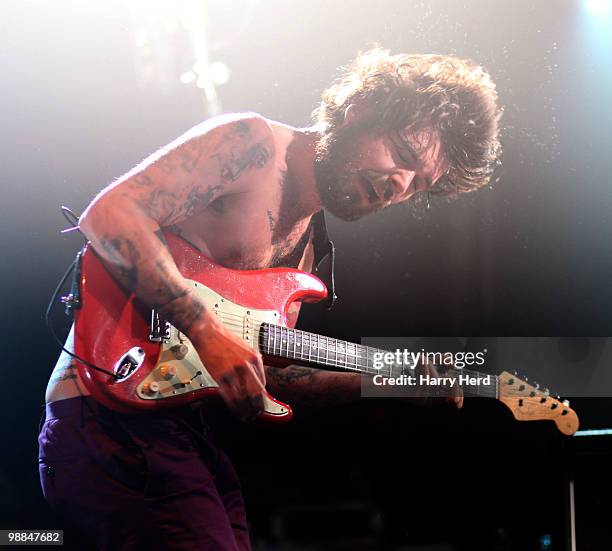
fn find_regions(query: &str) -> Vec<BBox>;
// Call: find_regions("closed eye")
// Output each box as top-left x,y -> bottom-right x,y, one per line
390,131 -> 421,170
395,150 -> 418,171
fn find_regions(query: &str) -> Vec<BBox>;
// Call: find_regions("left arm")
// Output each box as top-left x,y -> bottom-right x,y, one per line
265,365 -> 363,408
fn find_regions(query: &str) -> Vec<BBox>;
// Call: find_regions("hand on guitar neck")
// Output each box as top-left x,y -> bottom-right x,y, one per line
413,360 -> 464,409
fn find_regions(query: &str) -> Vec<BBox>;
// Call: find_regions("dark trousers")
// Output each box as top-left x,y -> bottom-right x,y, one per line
38,396 -> 251,550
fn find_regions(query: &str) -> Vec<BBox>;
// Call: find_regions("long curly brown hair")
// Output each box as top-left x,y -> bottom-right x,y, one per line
314,48 -> 503,194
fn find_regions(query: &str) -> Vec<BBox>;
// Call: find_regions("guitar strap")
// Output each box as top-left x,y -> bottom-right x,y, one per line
311,210 -> 337,309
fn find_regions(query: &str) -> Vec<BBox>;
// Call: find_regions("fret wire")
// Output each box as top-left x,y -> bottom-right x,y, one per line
311,332 -> 315,363
266,332 -> 498,396
285,326 -> 289,359
346,341 -> 351,369
298,330 -> 302,362
308,331 -> 312,362
334,336 -> 338,367
275,324 -> 280,357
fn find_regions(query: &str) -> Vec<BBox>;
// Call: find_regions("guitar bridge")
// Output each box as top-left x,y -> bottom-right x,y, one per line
149,309 -> 171,342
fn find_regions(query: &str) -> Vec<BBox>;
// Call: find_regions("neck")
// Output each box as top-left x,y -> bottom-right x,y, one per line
285,126 -> 324,218
259,323 -> 499,399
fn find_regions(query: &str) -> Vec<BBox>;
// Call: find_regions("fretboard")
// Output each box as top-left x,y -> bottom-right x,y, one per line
259,323 -> 497,398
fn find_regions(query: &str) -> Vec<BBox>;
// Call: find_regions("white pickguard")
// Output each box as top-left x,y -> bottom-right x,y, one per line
137,279 -> 289,416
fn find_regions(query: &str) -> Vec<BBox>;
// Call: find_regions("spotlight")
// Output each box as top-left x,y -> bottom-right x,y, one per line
585,0 -> 611,16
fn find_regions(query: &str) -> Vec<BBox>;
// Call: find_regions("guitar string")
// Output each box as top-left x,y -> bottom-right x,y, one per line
162,300 -> 559,401
184,314 -> 497,398
192,311 -> 497,392
202,312 -> 482,378
163,310 -> 567,405
208,310 -> 488,373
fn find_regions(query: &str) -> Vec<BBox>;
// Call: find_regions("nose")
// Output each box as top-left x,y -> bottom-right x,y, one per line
389,171 -> 416,199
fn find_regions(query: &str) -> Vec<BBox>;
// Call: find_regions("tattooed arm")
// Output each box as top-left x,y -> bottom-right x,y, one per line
265,366 -> 363,408
80,113 -> 272,329
78,113 -> 274,419
265,365 -> 462,409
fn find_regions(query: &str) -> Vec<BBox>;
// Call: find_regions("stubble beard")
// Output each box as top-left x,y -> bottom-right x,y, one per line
313,124 -> 378,221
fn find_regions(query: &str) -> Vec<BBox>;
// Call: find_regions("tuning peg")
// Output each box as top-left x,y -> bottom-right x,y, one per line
543,388 -> 550,397
524,376 -> 529,382
562,399 -> 570,407
534,383 -> 540,389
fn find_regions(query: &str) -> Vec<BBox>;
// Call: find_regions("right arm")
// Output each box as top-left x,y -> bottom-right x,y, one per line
79,113 -> 274,418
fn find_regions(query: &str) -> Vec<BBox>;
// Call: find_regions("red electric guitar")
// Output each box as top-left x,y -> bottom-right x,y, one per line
73,231 -> 579,435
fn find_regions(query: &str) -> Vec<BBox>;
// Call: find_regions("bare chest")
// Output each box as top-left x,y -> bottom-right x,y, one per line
170,177 -> 313,271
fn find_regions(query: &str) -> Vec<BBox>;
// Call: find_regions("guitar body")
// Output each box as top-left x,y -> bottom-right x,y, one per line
71,231 -> 580,434
74,231 -> 328,420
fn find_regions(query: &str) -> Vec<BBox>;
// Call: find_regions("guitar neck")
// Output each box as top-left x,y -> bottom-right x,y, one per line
259,323 -> 498,398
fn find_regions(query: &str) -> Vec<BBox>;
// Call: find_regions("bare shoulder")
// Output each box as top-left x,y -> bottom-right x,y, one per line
176,112 -> 276,157
81,112 -> 279,228
190,111 -> 274,140
154,111 -> 278,178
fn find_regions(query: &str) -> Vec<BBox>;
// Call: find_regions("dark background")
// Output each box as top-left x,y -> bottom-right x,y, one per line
1,0 -> 611,549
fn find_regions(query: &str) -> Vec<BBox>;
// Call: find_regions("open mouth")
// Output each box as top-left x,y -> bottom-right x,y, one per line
359,175 -> 381,204
358,173 -> 394,204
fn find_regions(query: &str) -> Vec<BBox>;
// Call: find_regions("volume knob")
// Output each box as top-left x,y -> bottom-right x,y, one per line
160,364 -> 177,380
143,381 -> 160,395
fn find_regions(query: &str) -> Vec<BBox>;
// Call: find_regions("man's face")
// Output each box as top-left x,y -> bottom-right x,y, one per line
314,117 -> 449,221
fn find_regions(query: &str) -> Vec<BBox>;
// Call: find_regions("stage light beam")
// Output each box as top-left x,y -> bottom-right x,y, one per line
585,0 -> 611,17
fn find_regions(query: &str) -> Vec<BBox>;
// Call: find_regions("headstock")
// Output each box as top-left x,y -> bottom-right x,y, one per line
498,371 -> 579,436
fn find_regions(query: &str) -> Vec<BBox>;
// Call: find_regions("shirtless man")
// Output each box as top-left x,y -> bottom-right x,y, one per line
39,49 -> 502,550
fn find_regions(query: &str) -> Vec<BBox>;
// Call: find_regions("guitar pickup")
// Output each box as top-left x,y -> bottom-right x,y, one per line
149,309 -> 171,342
